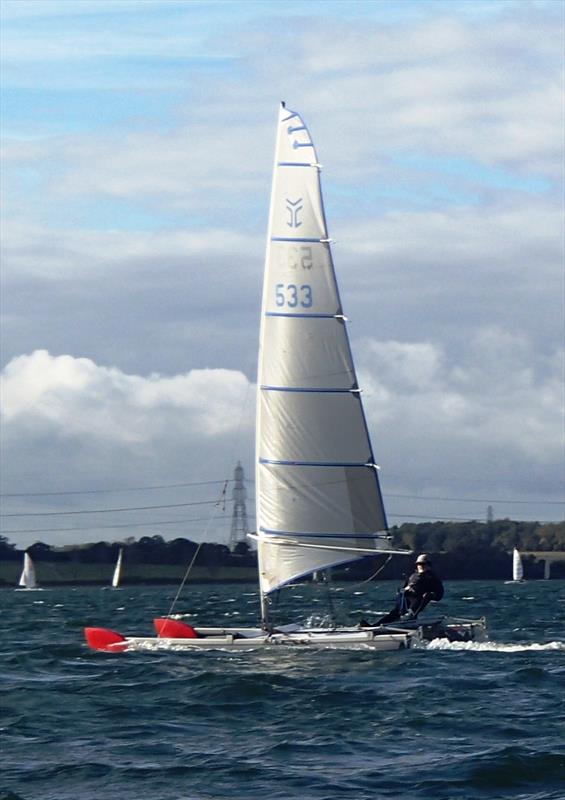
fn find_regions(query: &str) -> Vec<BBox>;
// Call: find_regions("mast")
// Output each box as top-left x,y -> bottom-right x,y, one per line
256,103 -> 288,629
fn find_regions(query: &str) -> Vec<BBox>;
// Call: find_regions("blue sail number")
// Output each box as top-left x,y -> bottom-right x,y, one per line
275,283 -> 313,308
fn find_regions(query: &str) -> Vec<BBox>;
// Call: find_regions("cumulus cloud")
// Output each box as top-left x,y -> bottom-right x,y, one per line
1,350 -> 253,440
0,221 -> 263,376
298,12 -> 563,176
1,336 -> 562,548
356,329 -> 564,519
0,351 -> 256,546
2,5 -> 561,220
1,220 -> 257,280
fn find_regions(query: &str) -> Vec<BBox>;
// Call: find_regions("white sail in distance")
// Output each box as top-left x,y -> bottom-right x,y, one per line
18,552 -> 37,589
112,548 -> 123,588
255,104 -> 395,597
512,548 -> 524,582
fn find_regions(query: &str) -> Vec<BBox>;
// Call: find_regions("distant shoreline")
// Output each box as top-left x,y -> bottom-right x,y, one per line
3,517 -> 564,584
3,552 -> 565,585
0,562 -> 258,587
2,560 -> 564,587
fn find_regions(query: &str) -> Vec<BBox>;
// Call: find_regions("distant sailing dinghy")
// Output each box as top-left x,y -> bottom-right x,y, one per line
505,548 -> 525,583
84,104 -> 484,653
17,552 -> 39,591
111,548 -> 123,589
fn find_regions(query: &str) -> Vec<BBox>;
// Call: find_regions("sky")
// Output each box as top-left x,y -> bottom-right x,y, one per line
1,0 -> 564,549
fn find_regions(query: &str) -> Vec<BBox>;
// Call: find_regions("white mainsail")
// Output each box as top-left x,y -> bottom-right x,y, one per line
255,104 -> 394,606
512,547 -> 524,582
18,552 -> 37,589
111,547 -> 123,588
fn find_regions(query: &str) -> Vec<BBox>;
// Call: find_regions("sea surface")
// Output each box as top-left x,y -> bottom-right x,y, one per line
1,579 -> 564,800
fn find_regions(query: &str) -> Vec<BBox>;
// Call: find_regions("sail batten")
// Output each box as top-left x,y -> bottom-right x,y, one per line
270,237 -> 324,243
256,104 -> 388,598
265,312 -> 339,319
260,459 -> 374,467
261,387 -> 356,393
257,539 -> 402,556
259,529 -> 390,541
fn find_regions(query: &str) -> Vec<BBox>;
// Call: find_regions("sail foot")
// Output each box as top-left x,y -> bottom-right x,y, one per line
255,530 -> 402,595
258,536 -> 366,595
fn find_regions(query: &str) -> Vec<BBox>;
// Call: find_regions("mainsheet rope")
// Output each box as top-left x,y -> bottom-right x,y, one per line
356,553 -> 395,585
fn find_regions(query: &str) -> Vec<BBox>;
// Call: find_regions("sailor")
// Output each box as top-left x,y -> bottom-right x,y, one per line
371,554 -> 445,625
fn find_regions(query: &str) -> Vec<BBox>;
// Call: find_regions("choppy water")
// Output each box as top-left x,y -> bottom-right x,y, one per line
1,580 -> 564,800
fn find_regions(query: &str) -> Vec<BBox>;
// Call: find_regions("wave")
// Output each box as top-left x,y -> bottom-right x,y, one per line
425,639 -> 565,652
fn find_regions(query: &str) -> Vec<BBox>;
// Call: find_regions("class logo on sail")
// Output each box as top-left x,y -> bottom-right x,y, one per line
285,197 -> 303,228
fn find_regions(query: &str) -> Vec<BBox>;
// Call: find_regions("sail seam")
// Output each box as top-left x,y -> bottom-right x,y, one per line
260,386 -> 358,394
265,312 -> 341,319
270,237 -> 325,243
260,527 -> 389,540
259,458 -> 374,468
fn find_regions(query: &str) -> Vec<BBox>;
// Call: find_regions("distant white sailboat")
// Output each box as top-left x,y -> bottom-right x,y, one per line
111,547 -> 123,589
17,552 -> 39,590
505,547 -> 525,583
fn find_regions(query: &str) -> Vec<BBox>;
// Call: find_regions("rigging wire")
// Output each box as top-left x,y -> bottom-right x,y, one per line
166,480 -> 229,618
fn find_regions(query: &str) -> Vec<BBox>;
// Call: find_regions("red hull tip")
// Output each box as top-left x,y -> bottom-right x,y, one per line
153,618 -> 200,639
84,627 -> 128,652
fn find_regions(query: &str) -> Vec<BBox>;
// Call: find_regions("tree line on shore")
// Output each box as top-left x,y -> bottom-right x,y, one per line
1,519 -> 563,580
383,518 -> 564,580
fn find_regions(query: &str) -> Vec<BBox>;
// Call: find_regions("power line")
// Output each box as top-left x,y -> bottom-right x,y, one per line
1,481 -> 561,507
1,494 -> 558,521
0,499 -> 222,518
2,509 -> 560,538
0,479 -> 229,498
387,513 -> 561,523
387,493 -> 564,506
0,513 -> 247,535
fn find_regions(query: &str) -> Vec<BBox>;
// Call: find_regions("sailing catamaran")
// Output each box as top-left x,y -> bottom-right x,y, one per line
17,552 -> 39,590
85,104 -> 485,652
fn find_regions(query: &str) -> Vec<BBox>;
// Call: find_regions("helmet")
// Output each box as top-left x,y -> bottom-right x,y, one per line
415,553 -> 431,565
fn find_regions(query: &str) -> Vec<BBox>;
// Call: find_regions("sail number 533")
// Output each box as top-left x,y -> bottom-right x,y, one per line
275,283 -> 313,308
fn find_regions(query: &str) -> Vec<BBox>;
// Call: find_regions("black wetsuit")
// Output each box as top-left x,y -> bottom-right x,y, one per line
376,567 -> 444,624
